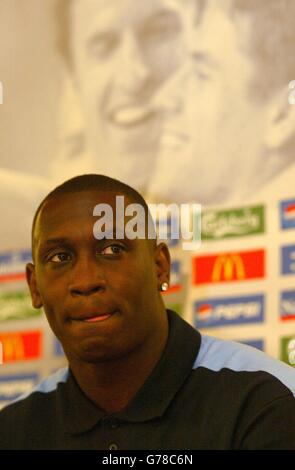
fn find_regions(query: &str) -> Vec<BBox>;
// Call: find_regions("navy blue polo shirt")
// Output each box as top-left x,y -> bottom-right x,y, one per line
1,310 -> 295,449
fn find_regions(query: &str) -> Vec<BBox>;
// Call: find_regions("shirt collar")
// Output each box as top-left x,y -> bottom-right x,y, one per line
61,310 -> 201,435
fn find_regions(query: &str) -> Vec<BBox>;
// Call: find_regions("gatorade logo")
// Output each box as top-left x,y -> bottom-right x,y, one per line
193,249 -> 265,285
0,331 -> 42,363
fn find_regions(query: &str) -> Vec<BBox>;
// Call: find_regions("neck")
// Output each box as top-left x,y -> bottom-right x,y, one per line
69,311 -> 169,414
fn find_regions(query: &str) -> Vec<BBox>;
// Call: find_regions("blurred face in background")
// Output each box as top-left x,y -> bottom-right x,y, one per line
154,1 -> 275,203
69,0 -> 192,188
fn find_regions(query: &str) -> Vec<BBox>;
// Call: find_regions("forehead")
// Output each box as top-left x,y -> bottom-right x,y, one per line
193,3 -> 251,64
36,190 -> 130,234
34,190 -> 154,247
34,190 -> 155,256
71,0 -> 184,32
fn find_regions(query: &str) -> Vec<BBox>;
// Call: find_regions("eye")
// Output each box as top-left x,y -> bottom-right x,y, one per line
100,244 -> 124,256
87,33 -> 118,60
142,13 -> 182,42
49,252 -> 71,263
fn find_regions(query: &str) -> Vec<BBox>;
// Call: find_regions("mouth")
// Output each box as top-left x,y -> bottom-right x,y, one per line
160,130 -> 190,150
109,105 -> 157,129
84,314 -> 113,323
73,310 -> 117,324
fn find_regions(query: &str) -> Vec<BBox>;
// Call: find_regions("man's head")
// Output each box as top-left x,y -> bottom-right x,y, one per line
155,0 -> 295,203
56,0 -> 194,186
26,174 -> 170,364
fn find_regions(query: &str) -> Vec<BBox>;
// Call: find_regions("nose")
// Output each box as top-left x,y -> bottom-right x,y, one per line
153,61 -> 191,114
68,256 -> 106,297
116,32 -> 151,95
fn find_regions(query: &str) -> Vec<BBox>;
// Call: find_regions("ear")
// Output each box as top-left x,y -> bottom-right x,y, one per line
264,86 -> 295,150
154,243 -> 170,289
26,263 -> 43,309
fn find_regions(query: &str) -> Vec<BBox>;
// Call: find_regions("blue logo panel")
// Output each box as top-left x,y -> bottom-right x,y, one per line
194,294 -> 265,328
0,373 -> 38,403
54,339 -> 65,357
239,339 -> 264,351
280,290 -> 295,321
280,199 -> 295,230
170,261 -> 181,289
281,245 -> 295,275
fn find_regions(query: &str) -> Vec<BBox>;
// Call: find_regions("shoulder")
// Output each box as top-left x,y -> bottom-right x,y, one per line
192,335 -> 295,448
0,368 -> 69,449
194,334 -> 295,396
1,367 -> 69,411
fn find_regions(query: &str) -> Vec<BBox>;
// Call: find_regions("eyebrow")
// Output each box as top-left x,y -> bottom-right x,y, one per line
41,229 -> 129,247
39,238 -> 72,248
142,8 -> 182,26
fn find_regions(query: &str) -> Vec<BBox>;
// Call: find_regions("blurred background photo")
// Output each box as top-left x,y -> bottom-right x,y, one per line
1,0 -> 295,408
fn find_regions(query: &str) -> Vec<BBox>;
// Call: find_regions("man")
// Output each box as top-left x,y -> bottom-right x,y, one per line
53,0 -> 195,189
1,174 -> 295,450
148,0 -> 295,204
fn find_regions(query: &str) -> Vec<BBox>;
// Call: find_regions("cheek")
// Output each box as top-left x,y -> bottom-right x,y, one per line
79,76 -> 107,112
145,37 -> 184,80
75,59 -> 112,111
116,262 -> 157,305
35,276 -> 64,318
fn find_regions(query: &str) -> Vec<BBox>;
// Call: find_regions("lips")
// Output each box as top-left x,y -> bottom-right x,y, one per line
84,314 -> 113,323
109,105 -> 156,128
160,130 -> 189,149
72,310 -> 117,324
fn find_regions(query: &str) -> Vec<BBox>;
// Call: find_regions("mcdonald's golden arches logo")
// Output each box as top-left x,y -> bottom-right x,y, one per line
193,249 -> 265,285
212,254 -> 245,282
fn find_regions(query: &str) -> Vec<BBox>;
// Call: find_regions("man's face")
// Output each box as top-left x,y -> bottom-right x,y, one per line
157,2 -> 270,203
27,190 -> 169,363
70,0 -> 190,184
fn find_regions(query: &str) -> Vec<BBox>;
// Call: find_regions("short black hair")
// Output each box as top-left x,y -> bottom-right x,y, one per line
32,174 -> 156,260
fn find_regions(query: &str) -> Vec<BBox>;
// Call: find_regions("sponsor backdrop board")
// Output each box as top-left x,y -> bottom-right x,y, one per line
1,1 -> 295,406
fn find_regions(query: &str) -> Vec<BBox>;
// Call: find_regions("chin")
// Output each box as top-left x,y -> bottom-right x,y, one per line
72,342 -> 130,364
